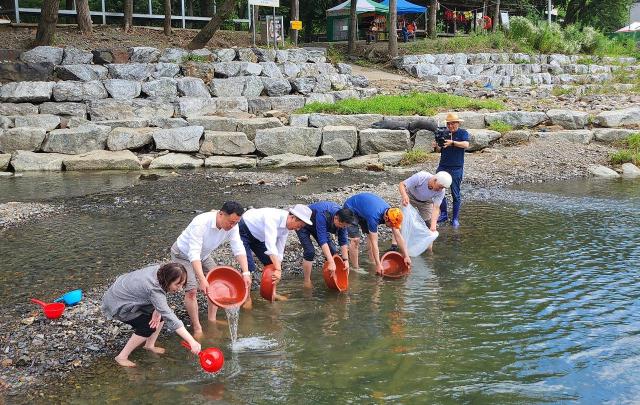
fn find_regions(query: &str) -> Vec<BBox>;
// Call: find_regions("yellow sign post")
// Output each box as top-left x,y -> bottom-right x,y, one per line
291,20 -> 302,30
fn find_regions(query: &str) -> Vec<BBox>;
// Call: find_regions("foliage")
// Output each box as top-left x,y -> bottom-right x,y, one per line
488,120 -> 514,134
297,93 -> 505,116
506,16 -> 639,56
182,54 -> 209,62
400,150 -> 434,166
610,133 -> 640,165
402,31 -> 523,54
325,45 -> 343,64
559,0 -> 634,33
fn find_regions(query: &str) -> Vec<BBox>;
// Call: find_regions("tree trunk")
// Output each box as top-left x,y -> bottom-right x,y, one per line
428,0 -> 437,39
164,0 -> 172,35
187,0 -> 237,50
492,0 -> 500,32
76,0 -> 93,34
200,0 -> 211,17
35,0 -> 60,46
187,0 -> 193,16
291,0 -> 299,46
123,0 -> 133,32
348,0 -> 357,54
388,0 -> 398,57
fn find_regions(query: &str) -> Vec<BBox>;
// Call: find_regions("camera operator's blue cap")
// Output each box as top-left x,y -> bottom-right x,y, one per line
445,113 -> 463,123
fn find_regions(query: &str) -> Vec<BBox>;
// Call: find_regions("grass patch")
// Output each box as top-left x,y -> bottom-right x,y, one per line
551,86 -> 578,97
402,31 -> 529,55
325,45 -> 343,64
400,149 -> 434,166
298,92 -> 505,116
488,120 -> 514,134
609,133 -> 640,165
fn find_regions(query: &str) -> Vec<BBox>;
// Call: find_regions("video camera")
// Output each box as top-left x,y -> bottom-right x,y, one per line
434,127 -> 450,148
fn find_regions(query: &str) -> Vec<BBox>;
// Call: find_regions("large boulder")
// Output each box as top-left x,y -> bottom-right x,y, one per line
149,153 -> 204,169
10,150 -> 66,171
593,128 -> 638,143
187,116 -> 238,132
13,114 -> 60,131
39,102 -> 86,117
62,47 -> 96,65
0,128 -> 47,153
413,129 -> 435,151
340,154 -> 380,168
0,62 -> 55,82
254,127 -> 321,156
215,49 -> 236,62
0,103 -> 38,116
321,126 -> 357,161
269,95 -> 305,111
378,151 -> 405,166
0,153 -> 10,171
175,97 -> 215,118
467,129 -> 502,152
0,82 -> 54,102
42,124 -> 111,154
63,150 -> 142,171
588,164 -> 620,178
213,62 -> 241,77
141,78 -> 178,99
153,126 -> 204,152
106,64 -> 155,81
209,77 -> 246,97
549,129 -> 594,144
0,117 -> 11,130
131,99 -> 175,120
433,111 -> 485,129
484,111 -> 548,128
153,63 -> 181,78
261,78 -> 292,97
129,47 -> 161,63
259,62 -> 283,78
242,76 -> 265,97
55,65 -> 109,81
289,114 -> 309,127
199,131 -> 255,155
107,127 -> 155,150
500,130 -> 531,146
20,46 -> 63,64
204,156 -> 257,168
358,129 -> 410,155
148,118 -> 188,128
258,153 -> 338,168
622,163 -> 640,178
594,107 -> 640,127
53,81 -> 108,102
546,109 -> 589,130
177,77 -> 211,98
290,77 -> 316,95
309,114 -> 383,130
96,119 -> 149,129
103,79 -> 142,99
236,118 -> 282,141
253,49 -> 275,63
247,97 -> 272,114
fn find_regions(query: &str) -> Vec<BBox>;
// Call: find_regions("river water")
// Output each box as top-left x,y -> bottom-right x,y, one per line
1,170 -> 639,403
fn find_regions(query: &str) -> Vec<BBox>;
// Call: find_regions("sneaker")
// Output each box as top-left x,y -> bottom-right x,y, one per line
451,219 -> 460,228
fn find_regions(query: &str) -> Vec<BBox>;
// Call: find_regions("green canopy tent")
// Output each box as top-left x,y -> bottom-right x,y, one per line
326,0 -> 389,41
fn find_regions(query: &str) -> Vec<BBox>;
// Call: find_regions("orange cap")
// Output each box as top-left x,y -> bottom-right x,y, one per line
385,208 -> 403,229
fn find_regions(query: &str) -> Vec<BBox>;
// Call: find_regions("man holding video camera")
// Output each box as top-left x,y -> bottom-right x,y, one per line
432,113 -> 470,228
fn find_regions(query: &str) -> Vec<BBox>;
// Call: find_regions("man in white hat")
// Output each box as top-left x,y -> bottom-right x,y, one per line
399,171 -> 452,232
432,112 -> 470,228
238,205 -> 312,302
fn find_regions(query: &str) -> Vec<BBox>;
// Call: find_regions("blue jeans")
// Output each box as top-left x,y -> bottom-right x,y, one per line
238,219 -> 272,273
296,226 -> 337,262
437,166 -> 464,220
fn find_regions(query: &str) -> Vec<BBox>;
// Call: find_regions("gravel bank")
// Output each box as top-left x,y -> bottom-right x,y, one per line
0,202 -> 63,229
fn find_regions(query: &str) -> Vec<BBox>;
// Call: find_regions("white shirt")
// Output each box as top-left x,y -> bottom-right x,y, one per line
175,211 -> 245,263
403,171 -> 445,206
241,208 -> 289,260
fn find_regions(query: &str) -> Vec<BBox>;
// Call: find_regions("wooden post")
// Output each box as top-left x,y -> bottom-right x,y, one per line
291,0 -> 299,47
35,0 -> 60,45
389,0 -> 398,57
492,0 -> 500,32
123,0 -> 133,31
348,0 -> 357,54
164,0 -> 171,35
428,0 -> 436,39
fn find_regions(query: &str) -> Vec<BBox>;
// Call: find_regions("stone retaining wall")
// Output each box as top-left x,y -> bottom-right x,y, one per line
1,106 -> 638,173
0,46 -> 377,118
393,52 -> 637,87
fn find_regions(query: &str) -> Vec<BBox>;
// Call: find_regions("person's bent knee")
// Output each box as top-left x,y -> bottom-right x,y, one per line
185,289 -> 197,299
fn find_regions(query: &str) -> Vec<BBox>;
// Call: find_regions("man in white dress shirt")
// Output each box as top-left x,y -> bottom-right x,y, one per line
171,201 -> 248,337
239,204 -> 312,301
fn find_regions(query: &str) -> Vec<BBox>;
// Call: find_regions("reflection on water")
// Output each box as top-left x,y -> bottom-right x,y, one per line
2,173 -> 640,403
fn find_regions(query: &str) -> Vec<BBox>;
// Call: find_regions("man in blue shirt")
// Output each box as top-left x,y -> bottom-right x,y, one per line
433,112 -> 470,228
344,193 -> 411,274
296,202 -> 355,289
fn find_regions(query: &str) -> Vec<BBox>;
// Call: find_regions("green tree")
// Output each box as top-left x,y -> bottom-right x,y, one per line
560,0 -> 634,32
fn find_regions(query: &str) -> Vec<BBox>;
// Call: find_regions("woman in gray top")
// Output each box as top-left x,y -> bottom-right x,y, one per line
102,263 -> 202,367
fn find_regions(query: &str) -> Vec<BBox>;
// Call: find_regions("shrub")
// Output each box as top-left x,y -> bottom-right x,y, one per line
610,150 -> 637,165
488,120 -> 514,134
182,54 -> 209,63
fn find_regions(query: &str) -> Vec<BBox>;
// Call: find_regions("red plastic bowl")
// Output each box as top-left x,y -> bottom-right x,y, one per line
206,266 -> 248,308
31,298 -> 65,319
260,264 -> 277,302
380,251 -> 410,279
323,255 -> 349,292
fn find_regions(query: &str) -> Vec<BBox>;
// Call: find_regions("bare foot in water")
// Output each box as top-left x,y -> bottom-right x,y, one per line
215,319 -> 228,326
144,346 -> 166,354
274,293 -> 288,301
115,357 -> 137,367
303,281 -> 312,289
193,328 -> 204,340
242,298 -> 253,310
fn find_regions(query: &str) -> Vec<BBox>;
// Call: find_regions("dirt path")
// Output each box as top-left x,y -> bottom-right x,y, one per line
351,64 -> 420,94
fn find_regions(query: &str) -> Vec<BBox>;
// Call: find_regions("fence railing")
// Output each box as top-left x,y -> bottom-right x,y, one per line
11,0 -> 251,29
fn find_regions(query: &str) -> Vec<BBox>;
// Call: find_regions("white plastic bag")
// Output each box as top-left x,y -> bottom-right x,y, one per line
400,204 -> 439,257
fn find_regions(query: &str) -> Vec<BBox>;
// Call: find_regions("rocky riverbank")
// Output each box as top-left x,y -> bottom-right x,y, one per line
0,201 -> 62,228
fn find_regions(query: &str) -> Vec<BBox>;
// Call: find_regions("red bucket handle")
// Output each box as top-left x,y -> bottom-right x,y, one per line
180,341 -> 192,351
30,298 -> 47,308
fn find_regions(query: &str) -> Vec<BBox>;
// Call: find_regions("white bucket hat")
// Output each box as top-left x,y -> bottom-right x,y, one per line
289,204 -> 313,225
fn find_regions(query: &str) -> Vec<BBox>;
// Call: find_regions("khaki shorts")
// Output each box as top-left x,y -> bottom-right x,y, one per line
170,242 -> 216,291
408,191 -> 434,223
